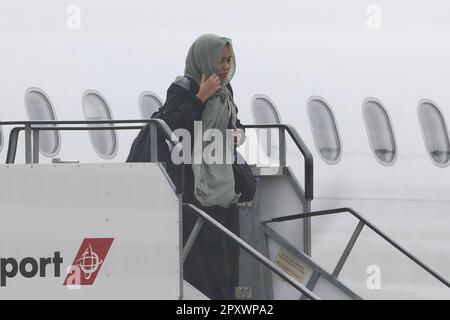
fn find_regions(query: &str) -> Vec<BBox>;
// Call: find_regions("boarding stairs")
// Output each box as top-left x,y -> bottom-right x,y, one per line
0,119 -> 448,299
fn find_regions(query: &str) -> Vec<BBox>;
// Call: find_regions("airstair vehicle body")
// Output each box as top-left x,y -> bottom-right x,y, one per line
0,119 -> 448,300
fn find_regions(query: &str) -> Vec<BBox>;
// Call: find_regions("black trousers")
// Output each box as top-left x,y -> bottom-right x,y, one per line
183,203 -> 240,300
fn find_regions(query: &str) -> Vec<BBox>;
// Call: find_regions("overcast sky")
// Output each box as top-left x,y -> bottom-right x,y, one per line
2,0 -> 450,34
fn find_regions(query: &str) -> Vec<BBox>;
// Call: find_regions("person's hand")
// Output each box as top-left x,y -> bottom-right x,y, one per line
233,128 -> 246,147
196,74 -> 221,103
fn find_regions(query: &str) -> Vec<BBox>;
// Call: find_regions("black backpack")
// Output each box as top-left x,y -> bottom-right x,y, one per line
233,151 -> 257,202
126,107 -> 167,163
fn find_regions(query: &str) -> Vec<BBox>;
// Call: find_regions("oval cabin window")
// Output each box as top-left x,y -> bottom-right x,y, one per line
0,124 -> 3,153
307,97 -> 342,164
251,94 -> 282,158
25,87 -> 61,157
362,98 -> 397,165
139,91 -> 163,119
418,100 -> 450,167
82,90 -> 118,159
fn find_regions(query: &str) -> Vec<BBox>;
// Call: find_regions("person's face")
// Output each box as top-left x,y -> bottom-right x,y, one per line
218,45 -> 232,83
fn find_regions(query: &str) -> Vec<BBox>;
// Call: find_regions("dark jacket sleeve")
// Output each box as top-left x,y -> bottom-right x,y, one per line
235,111 -> 245,130
226,84 -> 245,130
162,83 -> 205,134
163,81 -> 244,133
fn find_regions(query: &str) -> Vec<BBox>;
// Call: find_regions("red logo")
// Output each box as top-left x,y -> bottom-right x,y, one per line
63,238 -> 114,286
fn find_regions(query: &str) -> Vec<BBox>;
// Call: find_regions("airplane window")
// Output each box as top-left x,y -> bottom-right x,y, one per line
307,97 -> 342,164
251,94 -> 282,158
252,94 -> 281,124
82,90 -> 118,159
0,124 -> 3,153
139,91 -> 163,119
24,88 -> 61,157
363,98 -> 397,165
418,100 -> 450,167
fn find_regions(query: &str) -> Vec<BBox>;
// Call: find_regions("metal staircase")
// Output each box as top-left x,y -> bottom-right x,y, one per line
1,119 -> 449,300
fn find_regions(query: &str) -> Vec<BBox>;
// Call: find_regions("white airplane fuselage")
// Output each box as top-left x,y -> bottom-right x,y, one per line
0,0 -> 449,299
